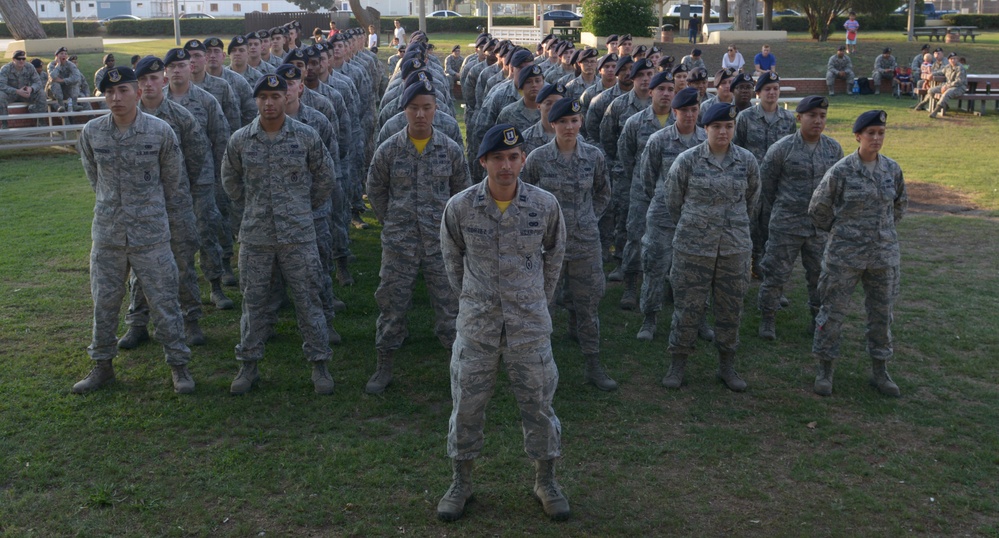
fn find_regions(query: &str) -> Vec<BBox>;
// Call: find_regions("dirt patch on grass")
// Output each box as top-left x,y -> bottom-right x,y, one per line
907,181 -> 989,216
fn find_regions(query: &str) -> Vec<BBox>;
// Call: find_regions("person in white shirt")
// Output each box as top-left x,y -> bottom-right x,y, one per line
393,20 -> 406,45
722,45 -> 745,72
367,25 -> 379,48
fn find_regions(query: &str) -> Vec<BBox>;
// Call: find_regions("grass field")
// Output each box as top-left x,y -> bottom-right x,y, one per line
2,32 -> 999,536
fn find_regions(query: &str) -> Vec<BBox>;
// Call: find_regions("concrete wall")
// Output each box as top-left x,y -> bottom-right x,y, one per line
5,37 -> 104,58
704,30 -> 786,44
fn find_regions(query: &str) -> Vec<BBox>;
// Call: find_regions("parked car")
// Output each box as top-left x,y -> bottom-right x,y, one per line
543,10 -> 582,21
429,10 -> 462,17
757,9 -> 802,17
665,4 -> 720,18
99,14 -> 141,24
180,12 -> 215,19
893,2 -> 956,19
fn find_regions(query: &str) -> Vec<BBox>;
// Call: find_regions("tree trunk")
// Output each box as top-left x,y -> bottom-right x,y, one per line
0,0 -> 48,40
348,0 -> 381,34
719,0 -> 728,23
763,0 -> 773,30
733,0 -> 754,30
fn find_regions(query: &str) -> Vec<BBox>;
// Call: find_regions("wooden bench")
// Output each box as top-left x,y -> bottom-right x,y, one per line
958,93 -> 999,115
0,108 -> 109,151
907,26 -> 979,43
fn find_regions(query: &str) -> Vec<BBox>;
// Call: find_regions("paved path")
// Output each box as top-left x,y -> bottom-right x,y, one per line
0,37 -> 159,50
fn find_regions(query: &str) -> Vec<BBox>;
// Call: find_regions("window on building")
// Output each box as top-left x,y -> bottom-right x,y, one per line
75,3 -> 80,12
210,3 -> 218,12
40,4 -> 45,11
261,2 -> 269,11
233,3 -> 241,12
88,3 -> 95,6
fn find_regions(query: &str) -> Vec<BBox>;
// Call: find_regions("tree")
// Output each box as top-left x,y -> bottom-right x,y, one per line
852,0 -> 900,23
785,0 -> 851,40
0,0 -> 48,40
581,0 -> 656,38
288,0 -> 336,11
347,0 -> 382,33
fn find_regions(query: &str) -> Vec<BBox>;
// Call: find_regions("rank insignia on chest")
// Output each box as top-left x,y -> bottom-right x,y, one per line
528,212 -> 538,217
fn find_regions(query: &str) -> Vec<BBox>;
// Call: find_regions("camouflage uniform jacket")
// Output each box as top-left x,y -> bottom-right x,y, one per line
584,83 -> 624,146
294,104 -> 341,176
666,141 -> 761,256
521,138 -> 611,260
459,55 -> 480,90
579,80 -> 616,127
367,128 -> 471,257
760,132 -> 844,236
165,83 -> 231,185
463,59 -> 492,114
377,110 -> 464,150
0,62 -> 42,97
217,68 -> 258,128
249,60 -> 275,74
697,95 -> 733,125
636,125 -> 706,239
445,53 -> 462,78
46,60 -> 82,88
940,63 -> 968,93
440,179 -> 567,347
680,55 -> 705,72
520,121 -> 555,156
474,79 -> 519,137
826,54 -> 854,77
303,83 -> 350,162
474,63 -> 502,107
139,97 -> 211,188
600,90 -> 651,164
545,64 -> 574,84
564,74 -> 598,104
618,106 -> 673,185
227,64 -> 264,86
496,98 -> 542,133
78,111 -> 192,248
221,116 -> 336,246
808,151 -> 907,269
93,66 -> 109,95
194,73 -> 241,132
873,55 -> 897,74
734,104 -> 797,163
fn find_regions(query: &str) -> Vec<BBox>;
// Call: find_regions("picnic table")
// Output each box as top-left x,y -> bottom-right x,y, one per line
960,74 -> 999,115
552,27 -> 580,43
908,26 -> 980,42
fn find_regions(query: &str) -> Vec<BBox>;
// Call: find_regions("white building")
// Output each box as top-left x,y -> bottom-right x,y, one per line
31,0 -> 412,21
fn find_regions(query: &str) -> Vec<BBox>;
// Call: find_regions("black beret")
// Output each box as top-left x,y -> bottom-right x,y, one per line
688,67 -> 708,82
548,96 -> 582,123
275,63 -> 302,81
183,39 -> 207,52
853,109 -> 887,133
597,53 -> 619,71
649,45 -> 662,56
247,31 -> 264,40
203,37 -> 224,50
730,72 -> 754,91
947,51 -> 959,58
517,64 -> 544,89
577,48 -> 598,63
98,66 -> 136,93
615,56 -> 634,76
400,58 -> 426,79
134,56 -> 164,79
400,77 -> 436,108
795,95 -> 829,113
477,123 -> 523,159
283,48 -> 306,64
755,71 -> 779,93
883,47 -> 892,54
650,71 -> 675,90
605,34 -> 619,44
541,33 -> 555,45
634,45 -> 648,56
934,47 -> 943,52
619,33 -> 633,42
228,35 -> 248,53
163,48 -> 190,66
452,45 -> 461,52
702,102 -> 738,125
536,82 -> 567,103
671,63 -> 689,76
629,58 -> 655,78
12,50 -> 26,60
103,53 -> 115,64
303,46 -> 321,59
475,35 -> 491,48
837,45 -> 846,51
55,46 -> 68,55
672,87 -> 699,109
30,59 -> 43,68
484,39 -> 500,53
511,49 -> 535,68
658,55 -> 675,70
714,68 -> 736,87
253,73 -> 288,97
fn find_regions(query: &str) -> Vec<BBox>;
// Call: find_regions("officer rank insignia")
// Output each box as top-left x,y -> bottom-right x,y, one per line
503,128 -> 518,145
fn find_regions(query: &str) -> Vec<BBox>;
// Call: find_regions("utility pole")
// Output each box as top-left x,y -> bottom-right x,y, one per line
65,0 -> 74,38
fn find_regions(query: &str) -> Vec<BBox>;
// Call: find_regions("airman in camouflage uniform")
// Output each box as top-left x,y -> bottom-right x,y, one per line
871,48 -> 898,95
222,74 -> 337,396
74,66 -> 195,395
204,37 -> 258,137
520,82 -> 566,155
377,108 -> 463,149
756,96 -> 844,342
584,55 -> 632,147
825,46 -> 855,96
0,50 -> 46,121
927,53 -> 967,118
662,102 -> 760,392
438,124 -> 569,523
522,98 -> 615,392
495,64 -> 545,132
561,48 -> 599,103
46,47 -> 83,111
577,54 -> 618,123
808,110 -> 907,397
364,83 -> 471,395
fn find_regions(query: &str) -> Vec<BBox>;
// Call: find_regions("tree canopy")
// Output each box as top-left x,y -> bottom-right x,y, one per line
784,0 -> 852,40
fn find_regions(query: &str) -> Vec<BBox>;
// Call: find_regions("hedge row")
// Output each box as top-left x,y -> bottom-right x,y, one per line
756,14 -> 926,33
0,21 -> 102,38
942,14 -> 999,29
374,16 -> 534,33
101,18 -> 246,36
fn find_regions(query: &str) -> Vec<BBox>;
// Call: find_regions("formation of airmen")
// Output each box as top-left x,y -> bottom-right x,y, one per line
65,23 -> 908,522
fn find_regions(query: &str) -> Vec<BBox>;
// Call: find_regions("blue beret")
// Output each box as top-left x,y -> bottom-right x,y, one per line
541,33 -> 555,45
730,73 -> 754,92
597,53 -> 619,71
511,49 -> 535,68
517,64 -> 544,89
184,39 -> 208,52
755,71 -> 780,93
714,68 -> 736,87
245,32 -> 261,41
671,87 -> 700,109
629,58 -> 655,79
303,46 -> 321,59
576,48 -> 598,64
400,58 -> 426,80
688,67 -> 708,82
475,34 -> 491,48
484,39 -> 500,53
477,124 -> 524,160
605,34 -> 619,44
163,48 -> 190,66
228,35 -> 248,53
97,66 -> 136,93
134,56 -> 164,79
615,56 -> 634,76
55,46 -> 68,56
536,82 -> 567,104
253,73 -> 288,97
658,55 -> 675,70
283,48 -> 306,64
313,42 -> 327,54
650,45 -> 662,56
701,102 -> 738,125
203,37 -> 224,50
619,33 -> 633,42
404,70 -> 433,89
255,29 -> 270,39
275,63 -> 302,81
852,109 -> 887,133
671,63 -> 689,76
400,77 -> 436,108
795,95 -> 829,113
634,45 -> 648,56
650,71 -> 674,90
548,97 -> 582,124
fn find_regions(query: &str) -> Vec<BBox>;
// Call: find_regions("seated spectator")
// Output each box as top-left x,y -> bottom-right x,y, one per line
753,44 -> 776,77
894,66 -> 913,97
722,45 -> 745,72
390,37 -> 401,49
680,48 -> 705,71
130,55 -> 141,69
313,27 -> 325,44
826,45 -> 855,96
919,53 -> 934,91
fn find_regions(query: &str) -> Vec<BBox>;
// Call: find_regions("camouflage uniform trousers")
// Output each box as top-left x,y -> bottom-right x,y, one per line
640,227 -> 674,316
216,181 -> 236,263
89,242 -> 190,365
812,262 -> 899,362
0,90 -> 47,115
758,229 -> 825,314
447,333 -> 562,461
192,184 -> 225,282
125,218 -> 202,328
328,178 -> 352,261
315,211 -> 338,324
555,253 -> 605,355
668,251 -> 751,355
46,80 -> 78,104
610,165 -> 631,260
751,211 -> 770,276
235,242 -> 331,363
375,248 -> 458,352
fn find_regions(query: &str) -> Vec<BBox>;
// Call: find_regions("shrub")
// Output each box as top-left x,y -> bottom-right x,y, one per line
0,21 -> 102,38
581,0 -> 656,38
942,14 -> 999,29
103,18 -> 245,37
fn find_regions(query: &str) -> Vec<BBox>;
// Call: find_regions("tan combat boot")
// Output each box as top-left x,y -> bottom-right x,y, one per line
72,360 -> 115,394
533,459 -> 571,521
662,353 -> 687,389
221,258 -> 238,287
230,361 -> 260,395
335,257 -> 354,287
583,354 -> 618,391
365,351 -> 393,394
437,459 -> 474,522
311,360 -> 335,395
717,351 -> 747,392
814,358 -> 834,396
117,325 -> 149,349
870,358 -> 900,397
636,313 -> 657,341
185,319 -> 206,346
619,272 -> 638,310
210,279 -> 234,310
758,311 -> 777,341
171,364 -> 195,394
